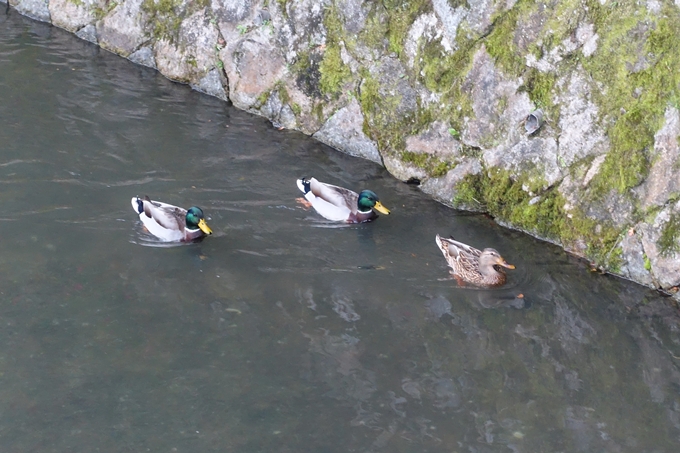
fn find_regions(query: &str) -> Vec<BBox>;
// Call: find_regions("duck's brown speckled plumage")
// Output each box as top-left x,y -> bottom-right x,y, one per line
435,234 -> 515,287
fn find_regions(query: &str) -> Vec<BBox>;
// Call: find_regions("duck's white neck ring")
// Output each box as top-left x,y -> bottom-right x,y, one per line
357,208 -> 372,214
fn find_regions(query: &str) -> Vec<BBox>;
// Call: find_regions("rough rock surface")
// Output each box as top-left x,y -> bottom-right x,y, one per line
48,0 -> 95,32
96,0 -> 146,56
220,26 -> 286,111
13,0 -> 50,22
128,46 -> 157,69
75,24 -> 97,44
8,0 -> 680,297
313,99 -> 381,164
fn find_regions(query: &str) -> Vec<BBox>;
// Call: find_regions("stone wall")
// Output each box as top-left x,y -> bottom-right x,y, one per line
6,0 -> 680,296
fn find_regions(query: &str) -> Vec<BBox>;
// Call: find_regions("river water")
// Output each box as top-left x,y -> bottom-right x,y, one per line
1,11 -> 679,453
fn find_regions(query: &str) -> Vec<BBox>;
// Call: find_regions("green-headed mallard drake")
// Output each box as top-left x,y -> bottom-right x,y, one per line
435,234 -> 515,287
296,177 -> 390,223
131,196 -> 213,242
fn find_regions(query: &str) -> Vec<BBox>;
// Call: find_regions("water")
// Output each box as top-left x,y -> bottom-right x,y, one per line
2,12 -> 680,452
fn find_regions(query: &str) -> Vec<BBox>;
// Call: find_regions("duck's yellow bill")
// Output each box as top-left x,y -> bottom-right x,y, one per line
499,261 -> 515,269
198,218 -> 213,235
374,201 -> 390,215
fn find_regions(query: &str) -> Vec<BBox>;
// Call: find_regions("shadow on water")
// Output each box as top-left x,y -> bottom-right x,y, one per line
1,11 -> 680,453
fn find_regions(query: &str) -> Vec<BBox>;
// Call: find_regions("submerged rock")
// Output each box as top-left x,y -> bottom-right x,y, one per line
75,24 -> 98,45
128,46 -> 156,69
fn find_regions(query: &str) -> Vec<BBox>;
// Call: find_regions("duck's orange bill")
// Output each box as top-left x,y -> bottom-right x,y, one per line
198,219 -> 213,235
374,201 -> 390,215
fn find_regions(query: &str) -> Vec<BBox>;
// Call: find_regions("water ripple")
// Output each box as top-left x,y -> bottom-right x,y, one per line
0,159 -> 44,167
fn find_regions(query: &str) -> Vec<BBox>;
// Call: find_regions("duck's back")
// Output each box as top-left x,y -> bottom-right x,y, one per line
304,178 -> 357,221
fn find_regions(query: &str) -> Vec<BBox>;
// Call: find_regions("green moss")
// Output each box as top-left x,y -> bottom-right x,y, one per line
658,214 -> 680,257
453,176 -> 480,206
412,25 -> 476,132
510,1 -> 680,200
358,71 -> 381,119
276,0 -> 288,18
359,71 -> 399,146
93,0 -> 118,21
519,68 -> 557,114
401,151 -> 455,177
355,1 -> 475,159
400,151 -> 428,168
254,82 -> 292,111
319,44 -> 350,97
318,4 -> 352,97
312,102 -> 325,123
290,49 -> 310,73
510,0 -> 680,198
431,161 -> 453,177
256,89 -> 271,107
461,145 -> 483,160
454,168 -> 624,270
579,3 -> 680,196
365,26 -> 472,157
142,0 -> 183,42
383,0 -> 431,56
276,81 -> 290,105
420,38 -> 466,92
359,70 -> 433,155
359,8 -> 388,51
291,103 -> 302,116
408,0 -> 553,137
591,107 -> 653,194
484,0 -> 539,77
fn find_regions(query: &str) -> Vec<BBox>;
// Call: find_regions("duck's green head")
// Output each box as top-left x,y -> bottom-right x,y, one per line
186,207 -> 213,234
357,190 -> 390,215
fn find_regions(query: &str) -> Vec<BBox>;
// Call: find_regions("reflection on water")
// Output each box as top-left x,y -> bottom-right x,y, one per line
2,11 -> 680,453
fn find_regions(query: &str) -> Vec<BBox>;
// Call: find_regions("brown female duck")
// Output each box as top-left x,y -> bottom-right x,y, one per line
435,234 -> 515,287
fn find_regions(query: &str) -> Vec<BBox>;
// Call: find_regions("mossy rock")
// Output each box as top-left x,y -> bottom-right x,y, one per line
454,168 -> 624,270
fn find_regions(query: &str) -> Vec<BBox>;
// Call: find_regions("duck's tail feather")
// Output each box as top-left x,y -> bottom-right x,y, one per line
131,196 -> 144,214
435,234 -> 454,255
297,177 -> 311,194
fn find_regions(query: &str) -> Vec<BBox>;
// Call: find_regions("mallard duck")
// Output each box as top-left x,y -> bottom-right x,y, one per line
435,234 -> 515,287
296,177 -> 390,223
131,196 -> 213,242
